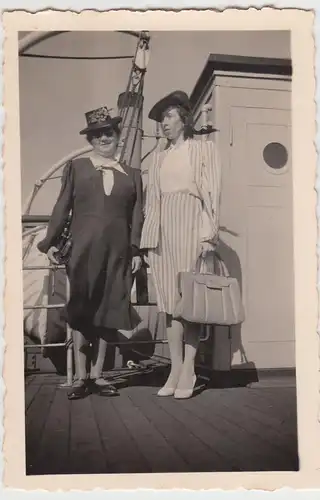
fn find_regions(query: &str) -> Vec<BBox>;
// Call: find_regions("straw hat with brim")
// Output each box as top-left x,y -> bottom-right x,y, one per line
79,106 -> 122,135
148,90 -> 191,122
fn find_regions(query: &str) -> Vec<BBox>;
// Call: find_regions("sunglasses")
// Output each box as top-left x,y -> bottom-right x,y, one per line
91,128 -> 115,139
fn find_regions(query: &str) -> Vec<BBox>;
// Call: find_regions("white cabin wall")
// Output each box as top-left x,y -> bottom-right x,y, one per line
200,72 -> 294,370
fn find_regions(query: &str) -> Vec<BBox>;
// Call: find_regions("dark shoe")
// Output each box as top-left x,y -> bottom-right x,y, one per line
67,380 -> 90,400
99,384 -> 119,397
89,378 -> 119,397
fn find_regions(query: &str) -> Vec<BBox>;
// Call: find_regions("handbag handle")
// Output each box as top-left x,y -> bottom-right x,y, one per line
194,251 -> 230,277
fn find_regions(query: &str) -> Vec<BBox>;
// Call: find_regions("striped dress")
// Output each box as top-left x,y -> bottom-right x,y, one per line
146,140 -> 217,315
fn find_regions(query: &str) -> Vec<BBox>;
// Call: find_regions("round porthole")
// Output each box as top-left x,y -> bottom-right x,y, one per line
263,142 -> 288,170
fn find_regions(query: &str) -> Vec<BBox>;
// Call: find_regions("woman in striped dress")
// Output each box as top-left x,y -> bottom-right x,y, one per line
141,90 -> 221,399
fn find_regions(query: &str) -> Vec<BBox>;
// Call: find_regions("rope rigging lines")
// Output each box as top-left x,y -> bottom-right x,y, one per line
20,30 -> 152,216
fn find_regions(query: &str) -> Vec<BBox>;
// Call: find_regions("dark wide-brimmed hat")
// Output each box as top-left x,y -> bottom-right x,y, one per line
148,90 -> 218,135
79,106 -> 122,135
148,90 -> 191,122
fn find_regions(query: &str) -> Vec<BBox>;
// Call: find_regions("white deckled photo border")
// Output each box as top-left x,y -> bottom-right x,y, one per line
1,8 -> 319,492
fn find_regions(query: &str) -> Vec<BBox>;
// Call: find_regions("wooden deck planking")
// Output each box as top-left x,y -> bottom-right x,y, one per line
198,392 -> 292,470
201,385 -> 297,426
25,374 -> 299,475
68,394 -> 109,474
128,386 -> 226,472
209,387 -> 297,431
149,390 -> 250,471
176,385 -> 297,469
26,382 -> 57,475
201,388 -> 297,448
27,388 -> 71,475
193,388 -> 298,470
25,379 -> 42,410
242,396 -> 297,434
155,390 -> 277,471
110,387 -> 189,473
90,394 -> 151,474
246,387 -> 297,420
204,386 -> 297,430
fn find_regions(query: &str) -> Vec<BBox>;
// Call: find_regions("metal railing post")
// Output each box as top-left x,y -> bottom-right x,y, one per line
66,277 -> 73,386
23,256 -> 75,387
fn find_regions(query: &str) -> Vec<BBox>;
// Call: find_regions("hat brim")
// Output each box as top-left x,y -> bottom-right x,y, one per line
193,125 -> 219,135
79,116 -> 122,135
148,95 -> 191,122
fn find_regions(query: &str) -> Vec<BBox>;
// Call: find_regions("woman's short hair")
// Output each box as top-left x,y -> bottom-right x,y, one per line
175,105 -> 194,140
86,124 -> 121,144
162,105 -> 194,145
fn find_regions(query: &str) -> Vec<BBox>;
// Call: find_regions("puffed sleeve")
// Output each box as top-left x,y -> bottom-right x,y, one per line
37,160 -> 74,254
130,168 -> 144,256
199,140 -> 222,243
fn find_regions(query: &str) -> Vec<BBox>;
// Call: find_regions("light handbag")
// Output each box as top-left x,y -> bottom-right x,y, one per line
173,253 -> 245,326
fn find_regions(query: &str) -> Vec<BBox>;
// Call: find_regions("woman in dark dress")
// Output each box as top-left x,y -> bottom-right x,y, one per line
37,106 -> 143,399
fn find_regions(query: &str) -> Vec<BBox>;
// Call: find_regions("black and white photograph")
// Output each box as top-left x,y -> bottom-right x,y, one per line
2,9 -> 318,490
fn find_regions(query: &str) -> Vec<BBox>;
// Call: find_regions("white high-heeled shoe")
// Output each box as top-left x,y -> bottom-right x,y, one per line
157,369 -> 182,397
174,374 -> 197,400
157,386 -> 176,397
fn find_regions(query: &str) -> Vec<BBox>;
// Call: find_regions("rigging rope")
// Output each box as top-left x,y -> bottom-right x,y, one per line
20,54 -> 133,60
22,31 -> 150,216
118,32 -> 150,165
19,30 -> 147,55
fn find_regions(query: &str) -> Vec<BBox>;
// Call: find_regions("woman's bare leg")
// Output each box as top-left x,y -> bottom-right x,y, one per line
90,332 -> 119,395
90,337 -> 108,382
72,329 -> 90,385
158,317 -> 184,395
175,322 -> 200,395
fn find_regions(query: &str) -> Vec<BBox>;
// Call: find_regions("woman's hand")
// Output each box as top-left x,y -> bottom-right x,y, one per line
200,241 -> 216,259
47,246 -> 60,266
132,255 -> 142,274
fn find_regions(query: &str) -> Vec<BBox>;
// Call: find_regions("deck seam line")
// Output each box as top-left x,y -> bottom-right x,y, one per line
89,398 -> 118,473
153,394 -> 237,466
129,390 -> 218,463
25,383 -> 42,411
175,396 -> 295,469
196,391 -> 296,456
108,396 -> 153,472
126,390 -> 190,470
27,385 -> 57,474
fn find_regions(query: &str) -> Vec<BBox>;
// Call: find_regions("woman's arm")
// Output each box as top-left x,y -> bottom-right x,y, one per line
131,168 -> 144,257
199,140 -> 222,244
37,160 -> 74,254
142,152 -> 156,218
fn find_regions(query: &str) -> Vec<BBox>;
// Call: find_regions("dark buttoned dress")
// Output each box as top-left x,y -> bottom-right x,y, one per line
37,157 -> 143,336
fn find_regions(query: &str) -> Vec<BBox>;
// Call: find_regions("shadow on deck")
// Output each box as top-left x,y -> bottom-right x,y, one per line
25,368 -> 299,475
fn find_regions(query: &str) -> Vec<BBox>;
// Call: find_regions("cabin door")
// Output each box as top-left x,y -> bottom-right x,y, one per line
226,105 -> 295,369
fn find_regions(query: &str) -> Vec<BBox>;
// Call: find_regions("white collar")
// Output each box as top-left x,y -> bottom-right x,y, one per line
89,152 -> 127,174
